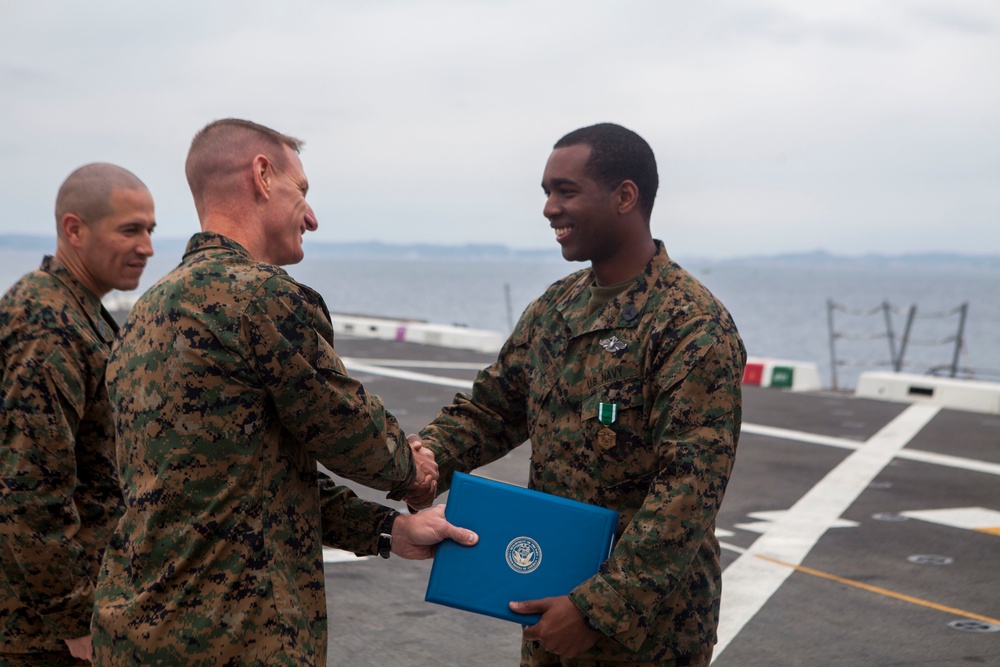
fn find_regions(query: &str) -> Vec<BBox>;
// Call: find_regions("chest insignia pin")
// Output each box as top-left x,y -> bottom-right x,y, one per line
599,336 -> 626,353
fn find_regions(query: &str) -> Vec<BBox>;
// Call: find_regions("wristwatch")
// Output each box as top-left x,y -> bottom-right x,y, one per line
378,509 -> 400,559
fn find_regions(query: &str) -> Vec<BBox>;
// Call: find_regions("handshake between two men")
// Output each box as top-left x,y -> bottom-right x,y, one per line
372,434 -> 476,560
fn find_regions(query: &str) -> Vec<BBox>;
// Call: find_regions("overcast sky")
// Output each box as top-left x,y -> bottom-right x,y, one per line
1,0 -> 997,259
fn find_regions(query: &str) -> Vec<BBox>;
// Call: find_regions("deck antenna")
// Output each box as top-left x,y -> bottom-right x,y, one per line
504,283 -> 514,332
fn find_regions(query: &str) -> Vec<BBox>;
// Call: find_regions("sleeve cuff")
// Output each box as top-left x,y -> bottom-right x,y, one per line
355,505 -> 400,557
569,573 -> 648,652
39,586 -> 95,640
384,434 -> 417,502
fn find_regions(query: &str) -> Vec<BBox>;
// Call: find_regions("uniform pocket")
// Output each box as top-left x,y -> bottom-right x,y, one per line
581,377 -> 657,493
581,378 -> 643,421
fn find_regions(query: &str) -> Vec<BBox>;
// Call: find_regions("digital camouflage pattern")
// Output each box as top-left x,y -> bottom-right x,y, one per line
421,241 -> 746,664
92,233 -> 413,666
0,257 -> 123,658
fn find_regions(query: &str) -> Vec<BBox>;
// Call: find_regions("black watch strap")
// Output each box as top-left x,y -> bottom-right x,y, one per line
377,509 -> 400,559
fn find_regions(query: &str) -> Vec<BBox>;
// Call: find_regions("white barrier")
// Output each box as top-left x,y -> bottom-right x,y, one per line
741,356 -> 822,392
855,371 -> 1000,415
104,301 -> 828,392
330,314 -> 505,354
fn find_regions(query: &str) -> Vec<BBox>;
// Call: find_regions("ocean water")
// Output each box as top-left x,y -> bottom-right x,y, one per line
2,247 -> 998,390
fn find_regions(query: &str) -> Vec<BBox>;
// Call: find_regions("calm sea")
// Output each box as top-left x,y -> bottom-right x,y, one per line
2,246 -> 998,391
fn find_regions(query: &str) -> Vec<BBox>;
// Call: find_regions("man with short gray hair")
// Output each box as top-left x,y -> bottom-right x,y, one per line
92,118 -> 476,666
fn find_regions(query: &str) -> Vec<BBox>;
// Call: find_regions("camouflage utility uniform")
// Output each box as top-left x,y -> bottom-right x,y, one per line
0,257 -> 123,666
92,233 -> 415,666
421,241 -> 746,666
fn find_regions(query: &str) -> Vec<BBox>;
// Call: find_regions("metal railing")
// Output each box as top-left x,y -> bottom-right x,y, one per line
826,299 -> 968,391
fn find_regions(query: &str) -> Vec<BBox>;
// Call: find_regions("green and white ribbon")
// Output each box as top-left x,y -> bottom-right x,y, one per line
598,402 -> 618,425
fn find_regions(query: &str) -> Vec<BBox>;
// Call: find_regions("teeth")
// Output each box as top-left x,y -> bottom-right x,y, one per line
554,227 -> 569,239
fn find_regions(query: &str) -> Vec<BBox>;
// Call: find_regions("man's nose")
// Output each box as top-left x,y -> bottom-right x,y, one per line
137,231 -> 154,257
542,194 -> 559,220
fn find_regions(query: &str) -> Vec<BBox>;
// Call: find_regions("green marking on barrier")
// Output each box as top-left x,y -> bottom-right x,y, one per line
771,366 -> 795,388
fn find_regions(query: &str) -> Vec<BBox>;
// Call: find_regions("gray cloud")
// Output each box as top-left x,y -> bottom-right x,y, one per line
0,0 -> 997,258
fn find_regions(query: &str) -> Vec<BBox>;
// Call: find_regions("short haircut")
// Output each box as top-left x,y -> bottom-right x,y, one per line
55,163 -> 147,229
185,118 -> 304,204
554,123 -> 659,220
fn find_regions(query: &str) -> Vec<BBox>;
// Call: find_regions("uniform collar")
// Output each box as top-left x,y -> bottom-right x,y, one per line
40,255 -> 118,343
183,231 -> 254,260
555,240 -> 672,336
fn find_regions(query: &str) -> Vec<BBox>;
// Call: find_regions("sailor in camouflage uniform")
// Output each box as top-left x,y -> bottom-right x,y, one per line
414,124 -> 746,666
0,164 -> 155,665
91,119 -> 476,667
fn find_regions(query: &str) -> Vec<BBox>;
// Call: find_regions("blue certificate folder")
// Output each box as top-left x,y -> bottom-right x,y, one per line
425,472 -> 619,625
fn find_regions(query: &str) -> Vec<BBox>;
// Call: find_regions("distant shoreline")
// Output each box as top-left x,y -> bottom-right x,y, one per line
2,234 -> 998,269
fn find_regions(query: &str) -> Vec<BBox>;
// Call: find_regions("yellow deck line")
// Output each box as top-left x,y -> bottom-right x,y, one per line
755,554 -> 1000,627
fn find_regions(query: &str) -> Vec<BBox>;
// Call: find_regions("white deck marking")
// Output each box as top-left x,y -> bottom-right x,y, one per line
893,448 -> 1000,477
742,423 -> 861,450
714,403 -> 941,658
322,547 -> 369,564
342,359 -> 474,390
341,357 -> 488,370
743,422 -> 1000,477
734,510 -> 859,534
901,507 -> 1000,536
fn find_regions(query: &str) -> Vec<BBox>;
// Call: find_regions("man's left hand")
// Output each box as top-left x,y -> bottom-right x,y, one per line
510,595 -> 601,658
391,504 -> 478,560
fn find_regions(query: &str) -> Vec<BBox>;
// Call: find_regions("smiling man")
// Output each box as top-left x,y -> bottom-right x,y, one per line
91,118 -> 476,666
0,163 -> 155,666
412,123 -> 747,666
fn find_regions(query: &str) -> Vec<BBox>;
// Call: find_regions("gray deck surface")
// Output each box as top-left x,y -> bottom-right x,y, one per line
323,336 -> 1000,666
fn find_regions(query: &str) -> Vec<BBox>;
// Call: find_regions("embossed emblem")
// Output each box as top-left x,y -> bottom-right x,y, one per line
506,536 -> 542,574
599,336 -> 626,353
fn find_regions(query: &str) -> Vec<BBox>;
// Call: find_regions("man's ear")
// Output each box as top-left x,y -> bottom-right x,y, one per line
615,180 -> 639,215
252,154 -> 272,200
61,214 -> 87,248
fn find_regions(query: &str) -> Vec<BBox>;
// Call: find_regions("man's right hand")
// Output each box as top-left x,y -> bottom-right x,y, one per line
65,635 -> 93,662
405,434 -> 437,509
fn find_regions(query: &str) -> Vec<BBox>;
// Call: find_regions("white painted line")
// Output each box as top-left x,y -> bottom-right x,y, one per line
341,359 -> 474,390
323,548 -> 370,564
742,423 -> 861,450
894,448 -> 1000,478
743,422 -> 1000,477
340,357 -> 488,371
734,510 -> 859,534
715,403 -> 941,659
719,541 -> 747,555
901,507 -> 1000,533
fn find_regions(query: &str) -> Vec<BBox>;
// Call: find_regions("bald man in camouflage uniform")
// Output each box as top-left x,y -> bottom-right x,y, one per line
414,124 -> 746,666
91,119 -> 476,667
0,164 -> 156,666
